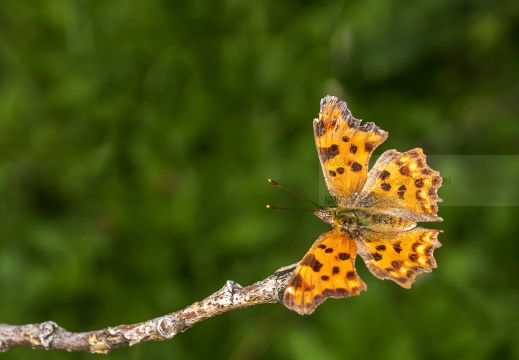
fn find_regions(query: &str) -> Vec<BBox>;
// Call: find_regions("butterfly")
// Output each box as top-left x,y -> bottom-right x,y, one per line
283,95 -> 443,315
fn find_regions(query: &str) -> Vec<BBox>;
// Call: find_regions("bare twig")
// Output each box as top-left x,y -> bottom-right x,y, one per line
0,263 -> 297,354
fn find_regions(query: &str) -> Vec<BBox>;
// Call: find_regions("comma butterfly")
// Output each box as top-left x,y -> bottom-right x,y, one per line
283,95 -> 443,315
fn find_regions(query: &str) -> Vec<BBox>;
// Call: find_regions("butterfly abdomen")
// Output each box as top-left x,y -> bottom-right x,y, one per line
366,213 -> 416,231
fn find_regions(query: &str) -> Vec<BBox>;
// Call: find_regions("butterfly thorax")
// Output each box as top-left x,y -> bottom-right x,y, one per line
314,206 -> 416,231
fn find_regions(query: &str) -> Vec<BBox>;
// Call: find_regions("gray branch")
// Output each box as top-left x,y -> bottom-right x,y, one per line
0,263 -> 297,354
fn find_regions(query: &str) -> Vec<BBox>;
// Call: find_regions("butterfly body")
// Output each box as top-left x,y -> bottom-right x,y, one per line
316,206 -> 416,231
283,96 -> 443,315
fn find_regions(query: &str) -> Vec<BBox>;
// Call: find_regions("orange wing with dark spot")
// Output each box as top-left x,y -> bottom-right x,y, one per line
359,148 -> 443,222
314,96 -> 388,205
283,227 -> 367,315
356,228 -> 441,288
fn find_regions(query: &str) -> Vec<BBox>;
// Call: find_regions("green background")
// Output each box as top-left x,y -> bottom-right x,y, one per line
1,1 -> 518,359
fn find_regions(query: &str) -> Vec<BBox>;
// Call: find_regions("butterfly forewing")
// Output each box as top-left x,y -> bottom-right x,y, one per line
313,96 -> 388,205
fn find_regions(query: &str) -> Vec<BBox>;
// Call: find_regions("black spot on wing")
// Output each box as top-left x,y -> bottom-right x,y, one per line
397,184 -> 407,199
392,260 -> 403,270
291,274 -> 303,288
380,183 -> 391,191
338,253 -> 351,260
319,144 -> 339,162
351,162 -> 362,172
319,144 -> 340,162
315,122 -> 326,137
379,170 -> 391,180
400,164 -> 411,176
302,254 -> 323,272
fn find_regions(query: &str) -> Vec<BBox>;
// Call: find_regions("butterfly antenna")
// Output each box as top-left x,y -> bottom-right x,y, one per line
267,179 -> 323,209
266,204 -> 316,211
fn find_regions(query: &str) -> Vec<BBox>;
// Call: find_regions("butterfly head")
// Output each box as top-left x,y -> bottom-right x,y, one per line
314,208 -> 333,224
314,207 -> 356,225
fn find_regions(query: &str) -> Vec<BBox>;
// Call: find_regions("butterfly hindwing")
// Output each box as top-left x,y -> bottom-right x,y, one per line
356,227 -> 442,288
359,148 -> 443,222
283,227 -> 367,315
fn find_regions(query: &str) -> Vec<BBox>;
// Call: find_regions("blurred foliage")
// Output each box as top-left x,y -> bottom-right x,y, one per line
1,0 -> 518,359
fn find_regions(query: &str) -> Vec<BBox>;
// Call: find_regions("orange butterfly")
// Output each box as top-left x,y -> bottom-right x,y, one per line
283,95 -> 443,315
